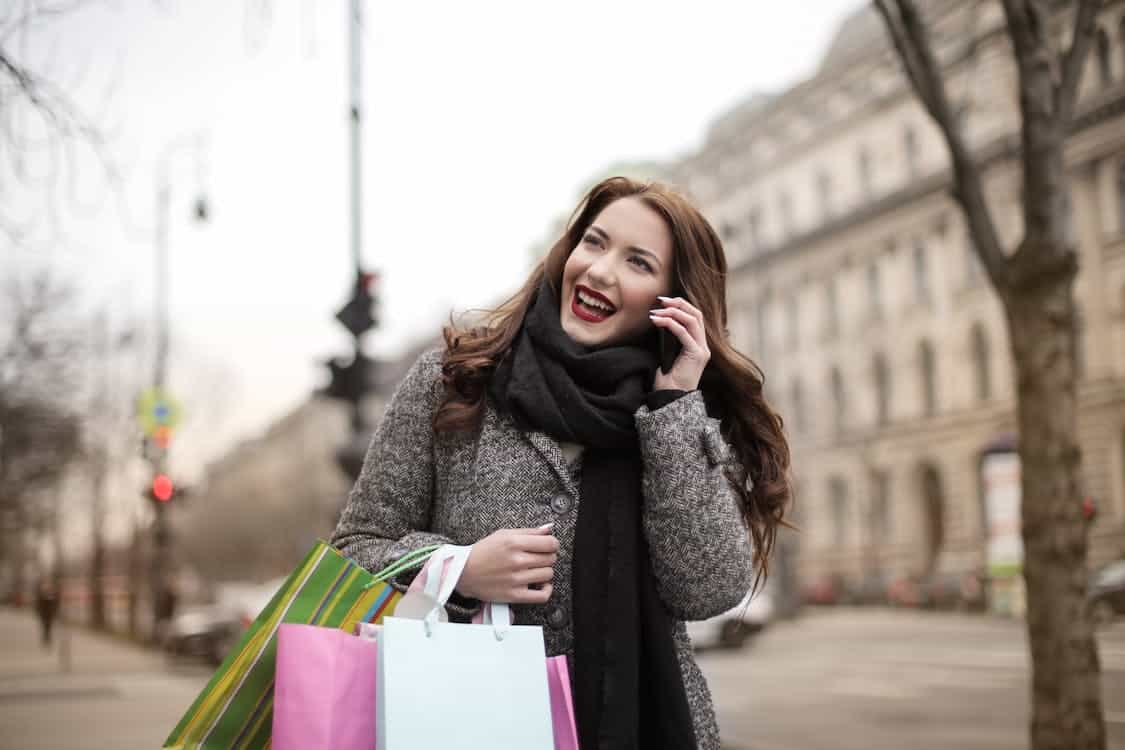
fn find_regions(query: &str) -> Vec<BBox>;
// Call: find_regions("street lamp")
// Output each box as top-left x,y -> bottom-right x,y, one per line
146,131 -> 209,643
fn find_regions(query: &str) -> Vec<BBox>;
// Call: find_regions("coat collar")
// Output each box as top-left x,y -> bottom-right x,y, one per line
489,403 -> 580,500
521,429 -> 580,500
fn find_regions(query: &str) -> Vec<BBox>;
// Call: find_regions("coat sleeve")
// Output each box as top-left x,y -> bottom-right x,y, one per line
330,348 -> 481,617
634,390 -> 756,621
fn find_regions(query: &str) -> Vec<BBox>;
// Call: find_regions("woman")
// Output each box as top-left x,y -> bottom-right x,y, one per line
332,176 -> 791,749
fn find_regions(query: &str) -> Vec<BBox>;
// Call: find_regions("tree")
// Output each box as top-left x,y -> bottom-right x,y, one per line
0,271 -> 85,600
0,2 -> 117,248
872,1 -> 1104,748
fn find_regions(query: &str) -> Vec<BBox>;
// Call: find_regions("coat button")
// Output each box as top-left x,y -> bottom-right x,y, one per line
701,426 -> 727,468
546,605 -> 567,630
550,492 -> 573,515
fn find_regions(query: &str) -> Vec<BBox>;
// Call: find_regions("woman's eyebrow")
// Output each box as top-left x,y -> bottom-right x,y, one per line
588,224 -> 663,268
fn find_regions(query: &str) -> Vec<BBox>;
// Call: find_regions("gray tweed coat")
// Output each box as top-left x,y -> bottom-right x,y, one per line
331,348 -> 755,749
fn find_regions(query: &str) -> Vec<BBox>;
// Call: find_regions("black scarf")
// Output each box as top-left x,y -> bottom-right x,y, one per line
489,280 -> 697,750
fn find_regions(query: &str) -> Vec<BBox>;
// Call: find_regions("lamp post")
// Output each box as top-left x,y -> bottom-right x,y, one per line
147,132 -> 209,643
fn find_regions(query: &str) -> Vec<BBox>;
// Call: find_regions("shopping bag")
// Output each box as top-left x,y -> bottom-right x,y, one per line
272,623 -> 379,750
546,655 -> 579,750
406,546 -> 581,750
163,539 -> 438,750
377,544 -> 555,750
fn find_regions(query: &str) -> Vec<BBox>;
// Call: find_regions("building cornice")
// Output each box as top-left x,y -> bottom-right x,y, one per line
729,89 -> 1125,280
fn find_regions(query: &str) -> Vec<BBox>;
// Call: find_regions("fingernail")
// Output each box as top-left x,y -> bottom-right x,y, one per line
538,523 -> 555,531
657,296 -> 673,301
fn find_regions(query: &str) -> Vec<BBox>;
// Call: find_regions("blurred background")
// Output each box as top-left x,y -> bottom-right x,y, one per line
2,1 -> 1125,748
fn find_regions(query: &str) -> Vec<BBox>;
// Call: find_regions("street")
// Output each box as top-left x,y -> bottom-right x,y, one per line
700,607 -> 1125,750
0,606 -> 1123,749
0,608 -> 211,750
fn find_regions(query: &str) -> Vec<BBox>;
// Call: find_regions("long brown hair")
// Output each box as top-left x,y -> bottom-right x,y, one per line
435,176 -> 792,584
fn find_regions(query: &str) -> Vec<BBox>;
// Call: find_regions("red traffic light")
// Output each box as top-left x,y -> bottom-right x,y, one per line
152,474 -> 174,503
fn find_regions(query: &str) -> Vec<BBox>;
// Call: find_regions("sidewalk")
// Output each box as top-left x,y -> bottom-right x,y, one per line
0,607 -> 209,750
0,607 -> 166,682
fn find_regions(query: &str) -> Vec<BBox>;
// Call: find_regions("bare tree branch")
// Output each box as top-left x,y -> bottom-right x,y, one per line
1056,0 -> 1101,127
873,0 -> 1010,290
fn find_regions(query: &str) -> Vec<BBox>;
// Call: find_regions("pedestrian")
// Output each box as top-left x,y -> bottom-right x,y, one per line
332,176 -> 791,749
34,577 -> 60,648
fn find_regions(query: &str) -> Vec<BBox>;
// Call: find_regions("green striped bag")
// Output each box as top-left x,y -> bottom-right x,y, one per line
163,539 -> 438,750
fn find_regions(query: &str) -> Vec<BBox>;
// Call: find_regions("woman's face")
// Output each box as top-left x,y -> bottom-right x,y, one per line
559,196 -> 675,348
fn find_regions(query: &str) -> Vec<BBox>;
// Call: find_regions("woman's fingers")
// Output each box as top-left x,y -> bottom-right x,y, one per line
650,307 -> 705,350
514,566 -> 555,586
650,313 -> 695,351
509,583 -> 553,605
515,533 -> 560,554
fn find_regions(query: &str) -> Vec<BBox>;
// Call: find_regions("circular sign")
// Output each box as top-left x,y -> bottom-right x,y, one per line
137,387 -> 182,437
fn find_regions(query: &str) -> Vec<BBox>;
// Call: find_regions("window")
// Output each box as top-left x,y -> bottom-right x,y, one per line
755,298 -> 770,364
748,205 -> 764,253
779,190 -> 795,238
831,366 -> 846,433
966,229 -> 984,286
1074,307 -> 1086,380
904,125 -> 919,178
869,470 -> 891,541
1117,160 -> 1125,234
919,339 -> 937,416
867,261 -> 882,320
873,352 -> 891,425
786,293 -> 800,349
817,170 -> 834,221
971,323 -> 991,401
824,278 -> 840,337
829,477 -> 849,546
858,146 -> 873,199
790,378 -> 806,434
1062,188 -> 1075,246
1120,17 -> 1125,81
913,238 -> 931,304
1097,28 -> 1112,87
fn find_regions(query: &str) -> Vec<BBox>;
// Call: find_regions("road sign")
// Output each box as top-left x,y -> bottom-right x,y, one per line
137,387 -> 183,437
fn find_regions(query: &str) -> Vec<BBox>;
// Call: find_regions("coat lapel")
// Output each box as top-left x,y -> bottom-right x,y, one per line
521,429 -> 580,499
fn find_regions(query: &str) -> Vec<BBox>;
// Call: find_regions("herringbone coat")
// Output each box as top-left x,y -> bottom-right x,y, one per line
331,349 -> 755,749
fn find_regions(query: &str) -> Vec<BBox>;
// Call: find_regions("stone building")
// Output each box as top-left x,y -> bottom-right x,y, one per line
657,1 -> 1125,603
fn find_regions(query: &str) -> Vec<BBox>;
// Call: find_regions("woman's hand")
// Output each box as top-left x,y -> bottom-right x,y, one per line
650,296 -> 711,391
456,525 -> 558,604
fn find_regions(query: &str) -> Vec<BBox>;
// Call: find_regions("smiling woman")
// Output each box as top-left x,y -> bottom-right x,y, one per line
331,176 -> 792,750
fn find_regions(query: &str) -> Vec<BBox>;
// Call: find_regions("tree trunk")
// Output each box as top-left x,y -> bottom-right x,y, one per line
1004,272 -> 1105,749
88,456 -> 108,630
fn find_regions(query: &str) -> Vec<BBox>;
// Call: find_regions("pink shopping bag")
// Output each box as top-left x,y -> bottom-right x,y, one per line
272,623 -> 378,750
546,655 -> 579,750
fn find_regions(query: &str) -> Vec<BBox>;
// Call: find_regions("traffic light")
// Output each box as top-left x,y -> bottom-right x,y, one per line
335,270 -> 379,338
151,473 -> 174,503
322,353 -> 376,403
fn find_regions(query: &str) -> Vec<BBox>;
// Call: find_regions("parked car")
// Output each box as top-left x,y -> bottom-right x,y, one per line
165,576 -> 288,666
686,582 -> 775,650
1088,559 -> 1125,626
165,603 -> 242,666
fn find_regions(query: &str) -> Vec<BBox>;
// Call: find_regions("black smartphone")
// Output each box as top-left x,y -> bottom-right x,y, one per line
659,325 -> 682,375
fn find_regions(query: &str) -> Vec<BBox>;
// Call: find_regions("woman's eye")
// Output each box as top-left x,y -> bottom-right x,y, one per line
582,233 -> 603,247
629,256 -> 654,273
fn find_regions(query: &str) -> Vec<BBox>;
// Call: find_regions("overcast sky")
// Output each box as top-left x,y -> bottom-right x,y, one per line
6,0 -> 862,477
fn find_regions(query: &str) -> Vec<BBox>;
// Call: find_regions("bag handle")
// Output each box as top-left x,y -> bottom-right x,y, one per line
362,544 -> 444,589
419,545 -> 510,641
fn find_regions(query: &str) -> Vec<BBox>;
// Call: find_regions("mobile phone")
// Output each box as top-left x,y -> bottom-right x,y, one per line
659,326 -> 682,375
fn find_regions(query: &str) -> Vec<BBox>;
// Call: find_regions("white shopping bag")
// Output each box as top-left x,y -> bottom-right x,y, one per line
376,545 -> 554,750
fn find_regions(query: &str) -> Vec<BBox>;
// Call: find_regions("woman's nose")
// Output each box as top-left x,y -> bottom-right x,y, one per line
585,254 -> 617,288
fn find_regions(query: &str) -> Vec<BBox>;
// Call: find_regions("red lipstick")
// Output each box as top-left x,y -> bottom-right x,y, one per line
571,284 -> 617,323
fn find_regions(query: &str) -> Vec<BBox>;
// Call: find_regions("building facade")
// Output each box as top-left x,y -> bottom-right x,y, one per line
659,0 -> 1125,602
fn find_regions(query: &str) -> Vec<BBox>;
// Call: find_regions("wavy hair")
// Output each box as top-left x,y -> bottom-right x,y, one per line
434,176 -> 792,585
